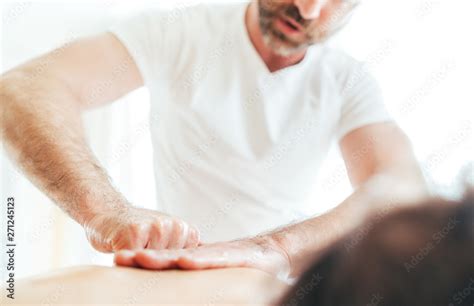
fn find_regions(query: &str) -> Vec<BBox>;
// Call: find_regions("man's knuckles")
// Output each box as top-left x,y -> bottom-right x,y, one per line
173,220 -> 186,236
188,227 -> 200,245
94,212 -> 199,252
127,223 -> 147,238
150,221 -> 163,235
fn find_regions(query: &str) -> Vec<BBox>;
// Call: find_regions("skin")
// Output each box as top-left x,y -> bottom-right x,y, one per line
248,0 -> 359,71
1,35 -> 198,253
1,266 -> 289,305
1,0 -> 428,280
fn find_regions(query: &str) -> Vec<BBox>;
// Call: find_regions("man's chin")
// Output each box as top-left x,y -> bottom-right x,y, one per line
263,35 -> 306,57
271,45 -> 300,57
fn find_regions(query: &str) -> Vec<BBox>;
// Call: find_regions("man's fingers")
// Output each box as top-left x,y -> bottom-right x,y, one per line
115,239 -> 286,277
129,224 -> 151,250
85,225 -> 115,253
177,248 -> 247,269
90,237 -> 113,253
168,221 -> 188,249
85,206 -> 201,253
177,254 -> 232,269
134,250 -> 181,269
146,222 -> 165,249
123,219 -> 199,251
185,227 -> 200,248
128,247 -> 247,270
114,250 -> 137,267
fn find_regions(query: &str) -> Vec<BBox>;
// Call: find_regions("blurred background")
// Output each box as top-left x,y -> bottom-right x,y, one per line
1,0 -> 473,279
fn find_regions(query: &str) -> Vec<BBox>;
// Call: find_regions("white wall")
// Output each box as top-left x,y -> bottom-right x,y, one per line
1,0 -> 473,279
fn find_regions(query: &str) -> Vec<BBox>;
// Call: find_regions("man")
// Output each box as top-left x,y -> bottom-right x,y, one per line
1,0 -> 427,279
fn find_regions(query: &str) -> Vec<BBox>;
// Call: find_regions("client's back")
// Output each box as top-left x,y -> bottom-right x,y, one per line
280,190 -> 474,306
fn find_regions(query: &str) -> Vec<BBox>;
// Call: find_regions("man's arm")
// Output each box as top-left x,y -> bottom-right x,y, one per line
264,122 -> 428,276
1,33 -> 142,223
116,122 -> 428,278
1,33 -> 199,252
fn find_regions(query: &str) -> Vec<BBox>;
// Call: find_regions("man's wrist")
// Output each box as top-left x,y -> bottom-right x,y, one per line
74,187 -> 131,227
253,233 -> 292,275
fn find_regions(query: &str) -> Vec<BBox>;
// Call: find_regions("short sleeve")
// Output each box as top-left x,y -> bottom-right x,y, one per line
108,10 -> 179,87
336,62 -> 393,140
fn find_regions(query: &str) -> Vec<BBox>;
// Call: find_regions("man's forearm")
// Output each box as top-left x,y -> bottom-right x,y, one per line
264,172 -> 428,277
1,69 -> 128,226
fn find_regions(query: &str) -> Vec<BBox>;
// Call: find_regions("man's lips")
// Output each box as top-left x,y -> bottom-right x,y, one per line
281,16 -> 303,31
275,15 -> 304,35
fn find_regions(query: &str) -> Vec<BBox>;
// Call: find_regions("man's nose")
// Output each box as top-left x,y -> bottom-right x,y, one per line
293,0 -> 326,20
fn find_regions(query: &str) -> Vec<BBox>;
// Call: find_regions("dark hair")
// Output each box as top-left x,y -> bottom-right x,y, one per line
279,189 -> 474,306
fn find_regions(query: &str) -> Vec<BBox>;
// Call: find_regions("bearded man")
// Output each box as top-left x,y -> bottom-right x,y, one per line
1,0 -> 427,279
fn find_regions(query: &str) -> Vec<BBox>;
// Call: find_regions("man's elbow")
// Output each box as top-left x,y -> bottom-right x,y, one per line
365,167 -> 429,205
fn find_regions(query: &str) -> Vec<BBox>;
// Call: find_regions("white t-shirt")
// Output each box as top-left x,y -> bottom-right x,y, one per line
110,2 -> 393,242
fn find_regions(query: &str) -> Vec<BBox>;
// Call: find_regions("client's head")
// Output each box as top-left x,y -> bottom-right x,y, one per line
279,189 -> 474,306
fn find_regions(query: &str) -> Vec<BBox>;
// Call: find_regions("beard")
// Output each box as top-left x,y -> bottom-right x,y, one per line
257,0 -> 358,56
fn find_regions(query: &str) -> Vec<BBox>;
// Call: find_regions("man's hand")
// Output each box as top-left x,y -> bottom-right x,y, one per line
114,237 -> 291,279
84,206 -> 200,253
